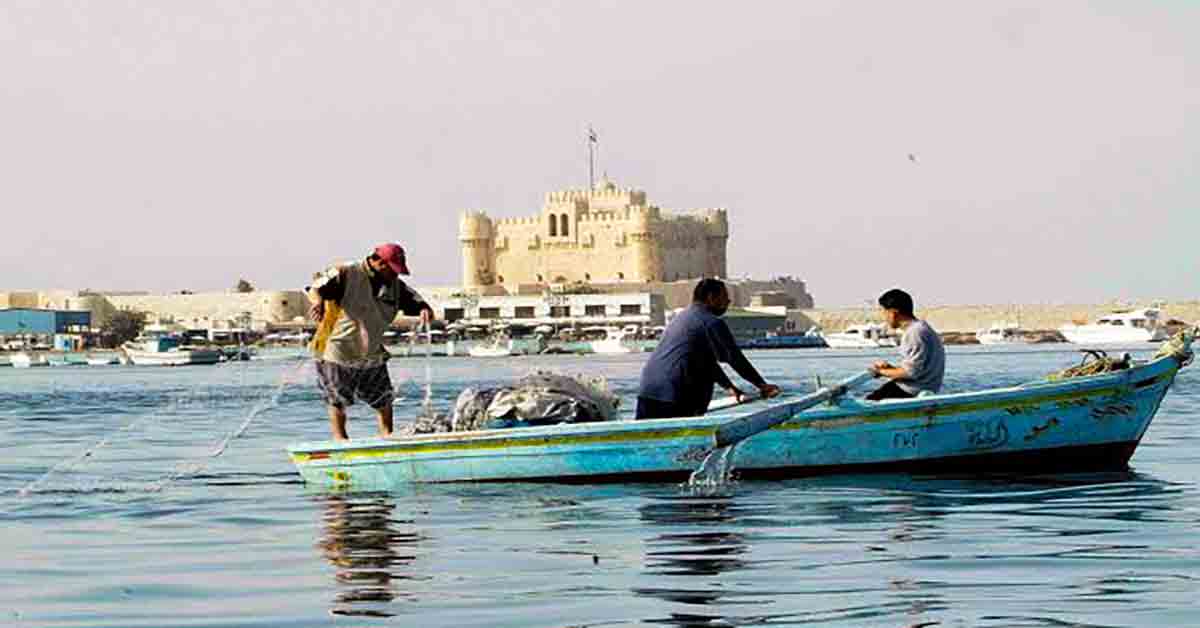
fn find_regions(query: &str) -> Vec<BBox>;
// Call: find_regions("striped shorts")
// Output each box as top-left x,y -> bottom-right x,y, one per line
315,360 -> 394,410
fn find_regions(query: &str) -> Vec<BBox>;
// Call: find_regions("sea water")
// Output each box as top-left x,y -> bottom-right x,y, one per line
2,345 -> 1199,627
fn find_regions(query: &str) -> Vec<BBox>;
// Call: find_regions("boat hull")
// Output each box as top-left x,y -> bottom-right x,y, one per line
1060,326 -> 1165,344
288,354 -> 1184,489
124,348 -> 221,366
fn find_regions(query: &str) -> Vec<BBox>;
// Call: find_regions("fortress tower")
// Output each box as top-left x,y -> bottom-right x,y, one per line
459,211 -> 496,288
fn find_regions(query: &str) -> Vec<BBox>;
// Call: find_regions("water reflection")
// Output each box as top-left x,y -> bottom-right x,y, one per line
629,471 -> 1182,627
315,493 -> 426,618
633,492 -> 751,625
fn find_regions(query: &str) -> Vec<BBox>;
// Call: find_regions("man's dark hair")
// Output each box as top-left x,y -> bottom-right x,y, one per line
693,278 -> 726,303
878,288 -> 914,316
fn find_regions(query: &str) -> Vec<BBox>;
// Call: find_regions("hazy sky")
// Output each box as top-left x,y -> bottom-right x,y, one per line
2,1 -> 1196,307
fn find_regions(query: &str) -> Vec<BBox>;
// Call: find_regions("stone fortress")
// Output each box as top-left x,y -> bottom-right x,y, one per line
460,179 -> 729,288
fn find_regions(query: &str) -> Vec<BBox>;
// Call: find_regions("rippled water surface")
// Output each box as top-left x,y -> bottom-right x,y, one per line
3,345 -> 1199,627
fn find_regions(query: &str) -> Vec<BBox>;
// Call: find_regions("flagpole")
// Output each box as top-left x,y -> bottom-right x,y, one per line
587,126 -> 597,189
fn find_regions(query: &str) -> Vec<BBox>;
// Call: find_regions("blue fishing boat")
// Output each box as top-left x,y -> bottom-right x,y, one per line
287,332 -> 1194,489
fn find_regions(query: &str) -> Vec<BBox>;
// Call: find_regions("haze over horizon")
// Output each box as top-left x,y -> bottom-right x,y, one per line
2,2 -> 1197,308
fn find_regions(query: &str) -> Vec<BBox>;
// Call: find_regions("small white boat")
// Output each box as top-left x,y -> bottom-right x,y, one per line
1060,308 -> 1167,344
468,336 -> 516,358
588,327 -> 640,354
820,324 -> 897,349
976,322 -> 1027,345
86,354 -> 120,366
122,337 -> 222,366
10,352 -> 48,368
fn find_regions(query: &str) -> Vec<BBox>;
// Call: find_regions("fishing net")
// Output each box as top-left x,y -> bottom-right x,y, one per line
397,370 -> 620,435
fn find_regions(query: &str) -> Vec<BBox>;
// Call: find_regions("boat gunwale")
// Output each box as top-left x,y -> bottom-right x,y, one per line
289,354 -> 1181,460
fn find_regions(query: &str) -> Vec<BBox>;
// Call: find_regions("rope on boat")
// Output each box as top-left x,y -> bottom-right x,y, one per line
1154,327 -> 1196,367
1047,327 -> 1197,381
1047,350 -> 1130,381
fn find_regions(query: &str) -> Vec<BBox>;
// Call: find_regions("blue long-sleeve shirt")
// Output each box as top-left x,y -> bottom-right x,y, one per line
638,304 -> 767,414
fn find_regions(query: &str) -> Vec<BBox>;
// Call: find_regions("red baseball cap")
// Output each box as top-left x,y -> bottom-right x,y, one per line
373,242 -> 410,275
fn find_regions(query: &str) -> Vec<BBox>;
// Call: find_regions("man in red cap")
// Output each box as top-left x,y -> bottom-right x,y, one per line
306,243 -> 435,441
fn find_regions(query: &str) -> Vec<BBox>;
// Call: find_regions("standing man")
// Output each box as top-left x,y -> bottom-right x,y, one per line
636,278 -> 781,419
307,243 -> 434,441
867,288 -> 945,400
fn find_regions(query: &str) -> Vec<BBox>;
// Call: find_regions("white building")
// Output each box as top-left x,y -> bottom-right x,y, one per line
427,292 -> 666,327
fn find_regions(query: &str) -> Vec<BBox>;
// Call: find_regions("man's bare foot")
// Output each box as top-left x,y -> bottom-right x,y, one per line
379,431 -> 393,439
333,434 -> 350,442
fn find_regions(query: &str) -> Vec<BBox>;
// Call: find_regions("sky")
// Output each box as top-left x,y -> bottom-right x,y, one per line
1,1 -> 1197,307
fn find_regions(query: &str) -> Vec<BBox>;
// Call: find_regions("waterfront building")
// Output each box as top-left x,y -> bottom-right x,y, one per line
0,308 -> 92,336
428,292 -> 666,327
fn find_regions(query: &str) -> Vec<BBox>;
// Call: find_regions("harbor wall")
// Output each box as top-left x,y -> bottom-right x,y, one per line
802,301 -> 1200,334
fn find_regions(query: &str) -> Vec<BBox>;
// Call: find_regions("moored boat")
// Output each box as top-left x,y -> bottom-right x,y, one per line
10,352 -> 47,368
287,331 -> 1194,488
743,328 -> 826,349
122,337 -> 221,366
468,335 -> 517,358
588,326 -> 640,354
1060,308 -> 1167,344
820,323 -> 897,349
976,322 -> 1027,345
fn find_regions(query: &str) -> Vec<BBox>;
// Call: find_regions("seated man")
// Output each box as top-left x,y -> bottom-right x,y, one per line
636,278 -> 780,419
867,288 -> 945,400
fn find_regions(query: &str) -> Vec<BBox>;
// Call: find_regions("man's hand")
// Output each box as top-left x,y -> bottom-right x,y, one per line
758,383 -> 781,399
419,306 -> 434,327
870,360 -> 892,377
309,301 -> 325,323
726,386 -> 747,404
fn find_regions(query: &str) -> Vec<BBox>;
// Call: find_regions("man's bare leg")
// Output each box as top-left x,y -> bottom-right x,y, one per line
375,403 -> 394,438
327,405 -> 350,441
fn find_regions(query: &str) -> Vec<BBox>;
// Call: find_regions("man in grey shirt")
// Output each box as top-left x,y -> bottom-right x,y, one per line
637,279 -> 781,419
867,288 -> 945,400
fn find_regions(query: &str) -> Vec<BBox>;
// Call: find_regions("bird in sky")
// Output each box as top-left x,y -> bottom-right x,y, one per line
908,153 -> 919,164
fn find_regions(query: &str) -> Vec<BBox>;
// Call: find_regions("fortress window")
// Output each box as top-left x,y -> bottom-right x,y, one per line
560,214 -> 569,237
497,275 -> 504,283
537,274 -> 544,282
549,216 -> 557,237
584,273 -> 591,281
617,272 -> 625,280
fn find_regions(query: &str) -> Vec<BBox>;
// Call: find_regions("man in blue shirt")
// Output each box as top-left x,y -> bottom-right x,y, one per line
636,279 -> 781,419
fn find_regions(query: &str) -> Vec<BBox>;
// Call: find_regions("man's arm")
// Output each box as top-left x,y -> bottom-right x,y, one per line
872,333 -> 928,381
707,320 -> 768,390
306,267 -> 345,321
395,280 -> 435,323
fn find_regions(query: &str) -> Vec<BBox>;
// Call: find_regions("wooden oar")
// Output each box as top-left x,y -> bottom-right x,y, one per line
713,371 -> 874,448
706,391 -> 761,413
